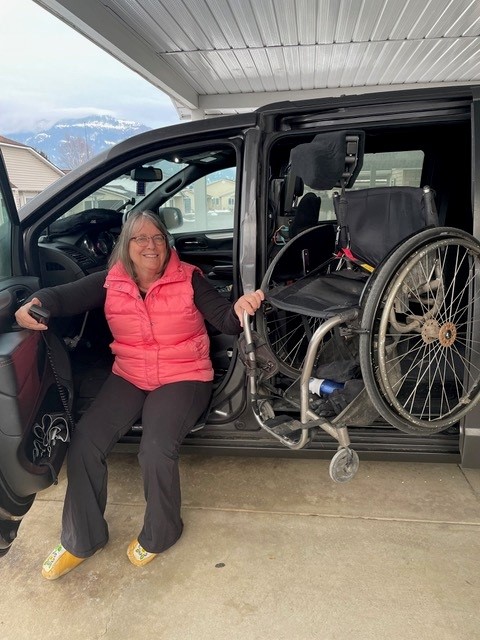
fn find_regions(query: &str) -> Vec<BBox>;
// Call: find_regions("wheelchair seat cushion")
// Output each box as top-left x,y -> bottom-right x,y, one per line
267,270 -> 368,318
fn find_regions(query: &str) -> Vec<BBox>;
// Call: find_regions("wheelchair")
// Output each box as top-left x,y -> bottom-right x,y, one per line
242,130 -> 480,483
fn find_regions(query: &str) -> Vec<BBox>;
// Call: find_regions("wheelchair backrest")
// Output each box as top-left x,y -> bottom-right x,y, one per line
333,185 -> 439,267
288,129 -> 438,267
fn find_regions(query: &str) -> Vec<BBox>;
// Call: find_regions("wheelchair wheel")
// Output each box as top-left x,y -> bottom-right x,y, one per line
360,228 -> 480,434
258,224 -> 337,377
256,306 -> 323,377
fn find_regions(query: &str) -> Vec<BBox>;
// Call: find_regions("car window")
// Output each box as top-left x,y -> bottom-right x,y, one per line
52,159 -> 236,235
55,159 -> 182,221
166,167 -> 236,234
305,150 -> 425,221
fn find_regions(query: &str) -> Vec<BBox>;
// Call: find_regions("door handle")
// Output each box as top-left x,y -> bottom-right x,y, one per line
14,288 -> 30,306
183,240 -> 208,248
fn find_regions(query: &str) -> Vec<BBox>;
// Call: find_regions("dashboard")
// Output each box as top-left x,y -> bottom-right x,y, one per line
38,208 -> 122,286
78,230 -> 117,260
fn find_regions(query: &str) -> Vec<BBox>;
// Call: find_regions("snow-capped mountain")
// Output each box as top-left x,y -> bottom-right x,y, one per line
7,115 -> 151,169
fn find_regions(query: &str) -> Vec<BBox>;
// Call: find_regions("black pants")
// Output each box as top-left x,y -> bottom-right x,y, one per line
60,373 -> 212,557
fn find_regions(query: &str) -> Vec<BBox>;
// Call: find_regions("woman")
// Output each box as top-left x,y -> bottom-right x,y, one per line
15,210 -> 264,580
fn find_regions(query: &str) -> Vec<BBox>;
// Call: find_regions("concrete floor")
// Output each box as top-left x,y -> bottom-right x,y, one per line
1,452 -> 480,640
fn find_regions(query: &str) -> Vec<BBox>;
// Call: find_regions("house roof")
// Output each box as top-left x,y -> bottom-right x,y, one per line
33,0 -> 480,120
0,135 -> 29,147
0,136 -> 65,191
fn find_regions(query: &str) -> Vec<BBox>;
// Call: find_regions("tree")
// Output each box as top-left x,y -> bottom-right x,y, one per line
34,148 -> 51,163
58,136 -> 93,169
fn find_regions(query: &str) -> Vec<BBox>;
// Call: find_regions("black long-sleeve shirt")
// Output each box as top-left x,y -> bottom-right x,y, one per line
32,270 -> 242,335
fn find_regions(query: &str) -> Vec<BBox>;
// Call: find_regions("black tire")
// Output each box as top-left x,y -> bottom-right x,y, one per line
257,224 -> 336,378
256,305 -> 323,377
360,227 -> 480,434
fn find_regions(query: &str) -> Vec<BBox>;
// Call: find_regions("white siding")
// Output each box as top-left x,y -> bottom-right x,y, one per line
1,142 -> 64,208
1,144 -> 63,193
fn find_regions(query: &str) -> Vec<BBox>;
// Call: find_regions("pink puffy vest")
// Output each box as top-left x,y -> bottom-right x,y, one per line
104,252 -> 213,391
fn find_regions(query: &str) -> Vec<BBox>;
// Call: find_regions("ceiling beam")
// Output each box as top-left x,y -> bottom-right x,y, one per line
198,81 -> 478,110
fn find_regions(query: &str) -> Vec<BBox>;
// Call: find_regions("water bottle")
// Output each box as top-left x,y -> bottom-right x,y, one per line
309,377 -> 344,396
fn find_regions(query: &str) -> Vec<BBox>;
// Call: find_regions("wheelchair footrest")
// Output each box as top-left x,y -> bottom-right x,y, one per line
264,415 -> 305,437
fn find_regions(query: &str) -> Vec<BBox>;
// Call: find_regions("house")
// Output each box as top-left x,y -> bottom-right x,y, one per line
206,178 -> 235,213
170,178 -> 236,215
0,136 -> 65,209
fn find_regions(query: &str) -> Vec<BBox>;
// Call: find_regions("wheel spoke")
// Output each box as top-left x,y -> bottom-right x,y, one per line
263,309 -> 321,372
372,235 -> 480,430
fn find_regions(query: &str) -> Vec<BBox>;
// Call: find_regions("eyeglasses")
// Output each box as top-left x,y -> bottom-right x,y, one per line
130,234 -> 166,247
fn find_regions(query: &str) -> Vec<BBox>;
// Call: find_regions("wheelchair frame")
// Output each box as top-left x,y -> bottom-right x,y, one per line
243,226 -> 480,483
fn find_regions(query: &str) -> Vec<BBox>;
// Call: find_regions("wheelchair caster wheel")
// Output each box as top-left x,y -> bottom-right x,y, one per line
329,448 -> 359,483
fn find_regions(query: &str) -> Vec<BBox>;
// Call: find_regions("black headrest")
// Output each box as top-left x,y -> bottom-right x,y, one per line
290,130 -> 365,190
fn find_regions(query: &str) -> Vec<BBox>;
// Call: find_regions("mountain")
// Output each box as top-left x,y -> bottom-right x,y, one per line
7,115 -> 151,170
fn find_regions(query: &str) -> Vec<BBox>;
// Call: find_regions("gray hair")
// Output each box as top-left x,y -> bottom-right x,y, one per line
108,210 -> 171,280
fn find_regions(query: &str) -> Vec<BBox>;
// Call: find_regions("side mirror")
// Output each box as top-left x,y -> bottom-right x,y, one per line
158,207 -> 183,230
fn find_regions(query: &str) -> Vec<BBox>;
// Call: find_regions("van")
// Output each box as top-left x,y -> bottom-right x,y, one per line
1,84 -> 479,553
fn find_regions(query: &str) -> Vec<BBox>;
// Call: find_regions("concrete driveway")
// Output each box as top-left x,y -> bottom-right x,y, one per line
1,453 -> 479,640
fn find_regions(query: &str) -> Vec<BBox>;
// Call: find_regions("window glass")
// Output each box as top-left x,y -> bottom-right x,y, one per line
167,167 -> 236,234
52,159 -> 236,235
55,159 -> 178,220
304,150 -> 425,221
0,191 -> 8,225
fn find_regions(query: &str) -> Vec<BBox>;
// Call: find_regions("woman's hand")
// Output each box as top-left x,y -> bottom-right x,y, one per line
14,298 -> 48,331
233,289 -> 265,327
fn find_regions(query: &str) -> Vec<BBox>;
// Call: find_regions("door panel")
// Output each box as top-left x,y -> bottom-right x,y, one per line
175,231 -> 234,286
0,277 -> 41,329
0,151 -> 70,555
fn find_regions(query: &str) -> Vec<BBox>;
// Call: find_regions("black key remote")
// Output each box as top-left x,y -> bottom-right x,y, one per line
28,304 -> 50,326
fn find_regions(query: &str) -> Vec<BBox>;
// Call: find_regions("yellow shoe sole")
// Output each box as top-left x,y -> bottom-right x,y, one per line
127,539 -> 158,567
42,544 -> 86,580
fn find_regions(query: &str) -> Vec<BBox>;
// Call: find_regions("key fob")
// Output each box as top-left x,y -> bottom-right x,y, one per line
28,304 -> 50,326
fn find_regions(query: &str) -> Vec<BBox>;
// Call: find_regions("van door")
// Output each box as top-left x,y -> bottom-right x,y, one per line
0,150 -> 70,555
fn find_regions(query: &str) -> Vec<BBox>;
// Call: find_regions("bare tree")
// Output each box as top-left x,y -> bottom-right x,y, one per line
58,136 -> 93,169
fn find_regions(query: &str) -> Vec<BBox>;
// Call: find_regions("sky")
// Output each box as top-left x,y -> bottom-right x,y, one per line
0,0 -> 180,134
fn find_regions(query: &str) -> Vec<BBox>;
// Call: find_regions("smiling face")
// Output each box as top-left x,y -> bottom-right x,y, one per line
128,218 -> 168,282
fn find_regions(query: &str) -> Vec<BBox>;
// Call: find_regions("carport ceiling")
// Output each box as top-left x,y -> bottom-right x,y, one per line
35,0 -> 480,119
